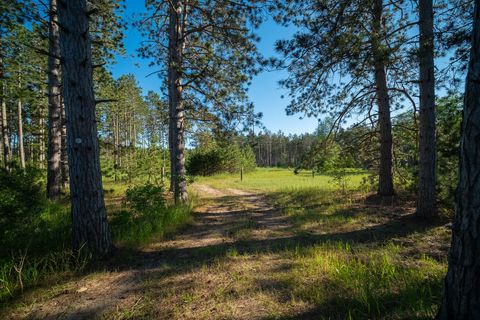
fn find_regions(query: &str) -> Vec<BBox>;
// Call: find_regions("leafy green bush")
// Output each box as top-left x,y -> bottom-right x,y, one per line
124,183 -> 165,215
187,144 -> 256,176
436,95 -> 462,213
111,183 -> 192,246
0,167 -> 58,255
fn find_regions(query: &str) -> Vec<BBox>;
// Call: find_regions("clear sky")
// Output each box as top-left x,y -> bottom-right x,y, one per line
109,1 -> 320,136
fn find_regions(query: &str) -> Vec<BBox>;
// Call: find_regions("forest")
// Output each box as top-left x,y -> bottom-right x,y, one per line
0,0 -> 479,319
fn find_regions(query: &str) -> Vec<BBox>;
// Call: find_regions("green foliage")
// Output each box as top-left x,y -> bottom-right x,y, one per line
329,168 -> 350,193
436,95 -> 462,211
124,183 -> 165,214
111,183 -> 192,246
0,167 -> 48,252
187,144 -> 256,176
0,169 -> 80,303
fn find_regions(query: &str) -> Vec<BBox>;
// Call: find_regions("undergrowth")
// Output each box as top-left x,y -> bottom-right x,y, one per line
0,171 -> 193,306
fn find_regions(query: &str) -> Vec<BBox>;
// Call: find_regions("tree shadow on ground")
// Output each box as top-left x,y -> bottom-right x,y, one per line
2,192 -> 447,320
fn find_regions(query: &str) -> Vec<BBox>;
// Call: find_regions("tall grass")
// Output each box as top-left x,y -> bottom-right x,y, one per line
111,202 -> 194,247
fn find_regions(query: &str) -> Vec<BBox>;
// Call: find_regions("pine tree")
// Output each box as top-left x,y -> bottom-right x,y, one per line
47,0 -> 63,199
416,0 -> 437,217
138,0 -> 263,203
57,0 -> 112,256
272,0 -> 418,197
439,0 -> 480,317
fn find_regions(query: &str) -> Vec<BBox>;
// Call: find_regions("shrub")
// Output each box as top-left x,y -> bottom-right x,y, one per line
0,167 -> 51,255
124,183 -> 165,215
111,183 -> 192,246
187,144 -> 256,176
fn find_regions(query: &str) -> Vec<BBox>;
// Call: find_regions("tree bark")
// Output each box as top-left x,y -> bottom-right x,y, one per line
39,116 -> 45,169
0,37 -> 9,170
372,0 -> 394,196
113,113 -> 119,181
58,0 -> 112,256
60,99 -> 69,189
17,95 -> 25,170
438,0 -> 480,317
416,0 -> 437,218
168,0 -> 188,203
1,87 -> 10,170
47,0 -> 63,199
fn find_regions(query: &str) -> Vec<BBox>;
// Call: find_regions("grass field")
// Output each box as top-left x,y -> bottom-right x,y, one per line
189,168 -> 450,319
1,168 -> 451,319
194,167 -> 369,192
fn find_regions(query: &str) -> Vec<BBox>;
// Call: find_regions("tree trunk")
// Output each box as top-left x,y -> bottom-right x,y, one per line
1,88 -> 10,170
438,1 -> 480,317
47,0 -> 63,199
372,0 -> 394,196
168,0 -> 188,203
58,0 -> 112,256
60,100 -> 69,189
17,97 -> 25,170
39,116 -> 45,169
416,0 -> 436,218
113,113 -> 119,181
0,39 -> 9,171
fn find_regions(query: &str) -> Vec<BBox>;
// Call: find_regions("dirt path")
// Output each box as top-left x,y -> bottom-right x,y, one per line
6,185 -> 298,320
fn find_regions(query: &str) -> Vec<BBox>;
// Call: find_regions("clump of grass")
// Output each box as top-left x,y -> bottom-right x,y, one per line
0,248 -> 91,304
287,242 -> 446,319
110,183 -> 194,247
111,204 -> 193,247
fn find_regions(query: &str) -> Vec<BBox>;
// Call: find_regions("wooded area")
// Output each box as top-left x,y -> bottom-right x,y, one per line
1,0 -> 479,319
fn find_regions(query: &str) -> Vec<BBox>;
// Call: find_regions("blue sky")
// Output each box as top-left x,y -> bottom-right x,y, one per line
109,1 -> 320,136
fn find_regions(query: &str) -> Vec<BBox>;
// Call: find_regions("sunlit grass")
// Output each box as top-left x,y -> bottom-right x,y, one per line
285,241 -> 446,319
190,167 -> 450,319
194,167 -> 369,192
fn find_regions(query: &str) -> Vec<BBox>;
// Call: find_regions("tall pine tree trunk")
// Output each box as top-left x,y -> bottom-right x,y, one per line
0,41 -> 8,170
17,97 -> 25,169
58,0 -> 112,256
372,0 -> 394,196
438,0 -> 480,317
416,0 -> 436,217
39,116 -> 45,168
60,99 -> 69,189
47,0 -> 63,199
168,0 -> 188,203
168,54 -> 176,192
113,113 -> 119,181
2,89 -> 11,170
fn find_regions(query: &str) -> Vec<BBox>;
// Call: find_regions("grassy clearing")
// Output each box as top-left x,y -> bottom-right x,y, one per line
184,168 -> 450,319
2,168 -> 450,319
194,167 -> 368,193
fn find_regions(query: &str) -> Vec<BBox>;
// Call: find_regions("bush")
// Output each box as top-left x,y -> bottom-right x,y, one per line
124,183 -> 165,215
187,144 -> 256,176
0,167 -> 58,255
0,168 -> 78,303
111,183 -> 192,246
